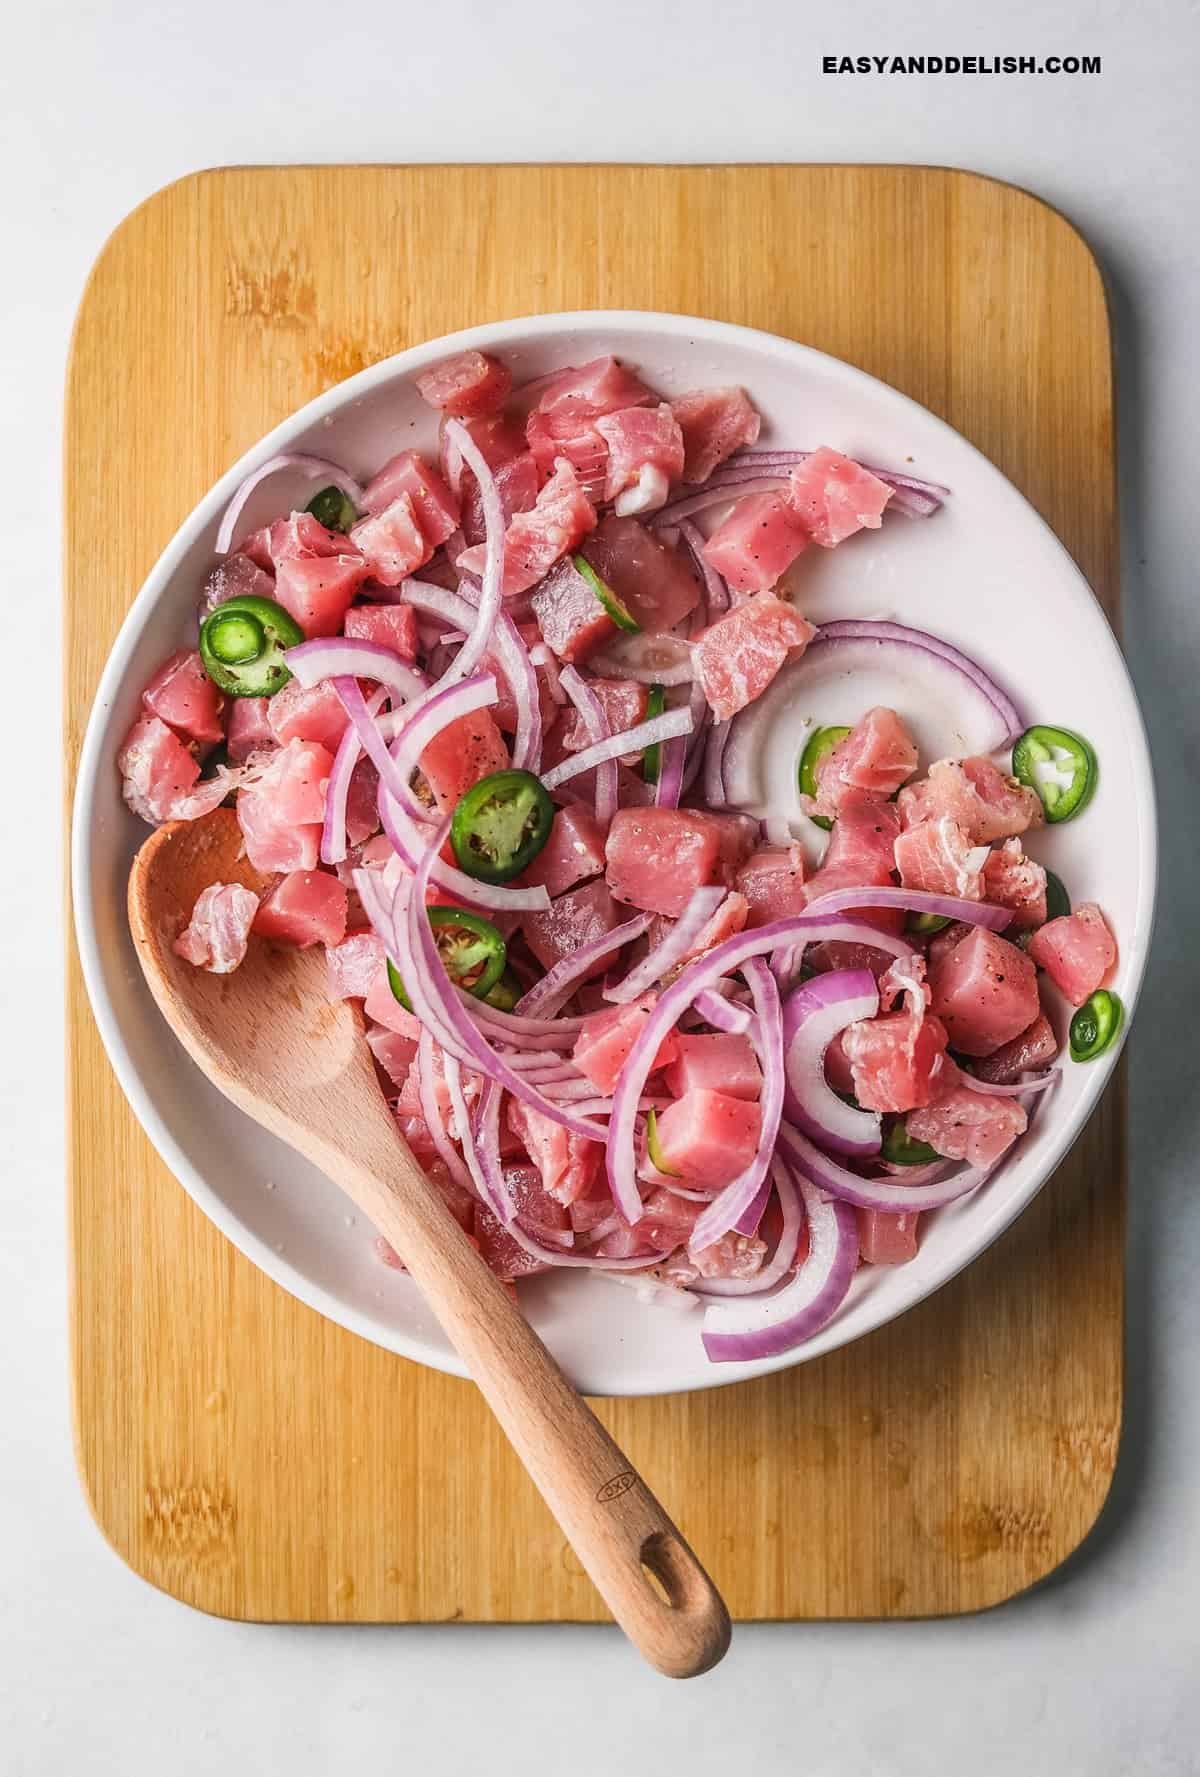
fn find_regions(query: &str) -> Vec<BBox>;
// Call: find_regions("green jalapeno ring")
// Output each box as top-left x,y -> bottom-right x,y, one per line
644,1107 -> 681,1177
798,724 -> 852,832
642,684 -> 667,783
1069,989 -> 1123,1063
450,769 -> 556,884
482,968 -> 524,1013
573,553 -> 641,634
908,911 -> 952,936
1044,868 -> 1071,923
880,1117 -> 940,1166
387,906 -> 508,1012
1011,724 -> 1097,824
199,593 -> 305,698
305,485 -> 359,533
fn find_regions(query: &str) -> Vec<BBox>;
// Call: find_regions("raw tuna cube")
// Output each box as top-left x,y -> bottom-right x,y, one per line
898,757 -> 1043,844
361,450 -> 460,544
650,1089 -> 762,1189
500,1162 -> 572,1244
560,678 -> 649,753
669,890 -> 751,966
349,493 -> 432,587
173,883 -> 259,974
416,350 -> 512,418
516,805 -> 607,897
460,457 -> 598,598
475,1206 -> 553,1281
236,739 -> 333,873
664,1033 -> 762,1101
786,447 -> 893,546
982,839 -> 1047,930
894,816 -> 986,899
244,511 -> 336,569
579,516 -> 700,635
267,677 -> 351,753
448,412 -> 527,474
605,807 -> 756,917
326,931 -> 386,999
362,965 -> 424,1036
927,920 -> 973,970
117,715 -> 202,824
417,708 -> 509,816
702,492 -> 810,594
841,1010 -> 950,1112
522,879 -> 623,978
198,552 -> 276,621
693,593 -> 816,721
802,791 -> 905,935
971,1013 -> 1059,1084
254,870 -> 348,948
571,996 -> 680,1095
460,450 -> 539,547
343,602 -> 420,660
735,845 -> 808,927
671,387 -> 761,483
142,649 -> 224,748
529,553 -> 617,664
226,697 -> 275,762
804,706 -> 918,818
534,356 -> 656,421
507,1099 -> 603,1207
594,404 -> 684,514
344,757 -> 381,846
857,1207 -> 921,1265
690,1231 -> 768,1281
364,1022 -> 420,1087
906,1067 -> 1028,1167
1026,903 -> 1117,1006
928,926 -> 1040,1056
252,513 -> 369,637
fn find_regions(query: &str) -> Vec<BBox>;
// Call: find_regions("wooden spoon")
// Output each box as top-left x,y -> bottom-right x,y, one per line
127,808 -> 730,1678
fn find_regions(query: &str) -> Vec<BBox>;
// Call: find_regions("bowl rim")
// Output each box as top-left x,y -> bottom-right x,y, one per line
71,307 -> 1157,1397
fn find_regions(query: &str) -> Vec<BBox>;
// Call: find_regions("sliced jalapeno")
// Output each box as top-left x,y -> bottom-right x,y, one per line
642,683 -> 667,783
305,484 -> 359,532
450,769 -> 555,883
644,1107 -> 681,1177
908,911 -> 953,936
798,725 -> 851,831
1011,725 -> 1097,823
1069,989 -> 1123,1063
387,906 -> 507,1012
483,968 -> 524,1012
199,594 -> 305,698
880,1118 -> 940,1166
1044,868 -> 1071,923
573,553 -> 641,633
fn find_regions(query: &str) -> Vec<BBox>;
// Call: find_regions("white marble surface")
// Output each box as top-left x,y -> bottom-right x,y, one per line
4,0 -> 1198,1770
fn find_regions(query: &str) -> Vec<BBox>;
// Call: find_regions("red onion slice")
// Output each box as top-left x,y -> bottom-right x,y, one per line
378,784 -> 551,914
558,665 -> 618,826
802,884 -> 1011,932
688,959 -> 783,1251
439,419 -> 503,690
692,1159 -> 803,1299
416,1029 -> 477,1197
811,620 -> 1023,749
605,912 -> 916,1225
603,887 -> 727,1005
540,707 -> 694,793
778,1123 -> 989,1212
321,684 -> 387,865
700,1165 -> 859,1361
401,580 -> 541,774
653,476 -> 790,527
693,987 -> 753,1035
781,969 -> 883,1156
384,671 -> 503,824
962,1068 -> 1061,1097
678,516 -> 730,622
214,453 -> 365,556
286,637 -> 429,704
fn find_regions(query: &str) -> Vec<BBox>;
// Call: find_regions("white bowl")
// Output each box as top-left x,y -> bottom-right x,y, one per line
72,310 -> 1156,1397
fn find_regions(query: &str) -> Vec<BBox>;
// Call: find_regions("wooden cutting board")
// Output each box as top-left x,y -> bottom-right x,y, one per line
66,165 -> 1123,1622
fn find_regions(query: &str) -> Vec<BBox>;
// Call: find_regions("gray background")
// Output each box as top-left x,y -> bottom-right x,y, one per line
4,1 -> 1197,1770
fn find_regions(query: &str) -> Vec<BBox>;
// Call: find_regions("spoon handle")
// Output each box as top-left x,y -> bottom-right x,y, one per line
325,1142 -> 731,1679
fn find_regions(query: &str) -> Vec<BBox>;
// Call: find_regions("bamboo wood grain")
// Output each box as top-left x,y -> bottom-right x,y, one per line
66,166 -> 1123,1624
124,811 -> 729,1677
